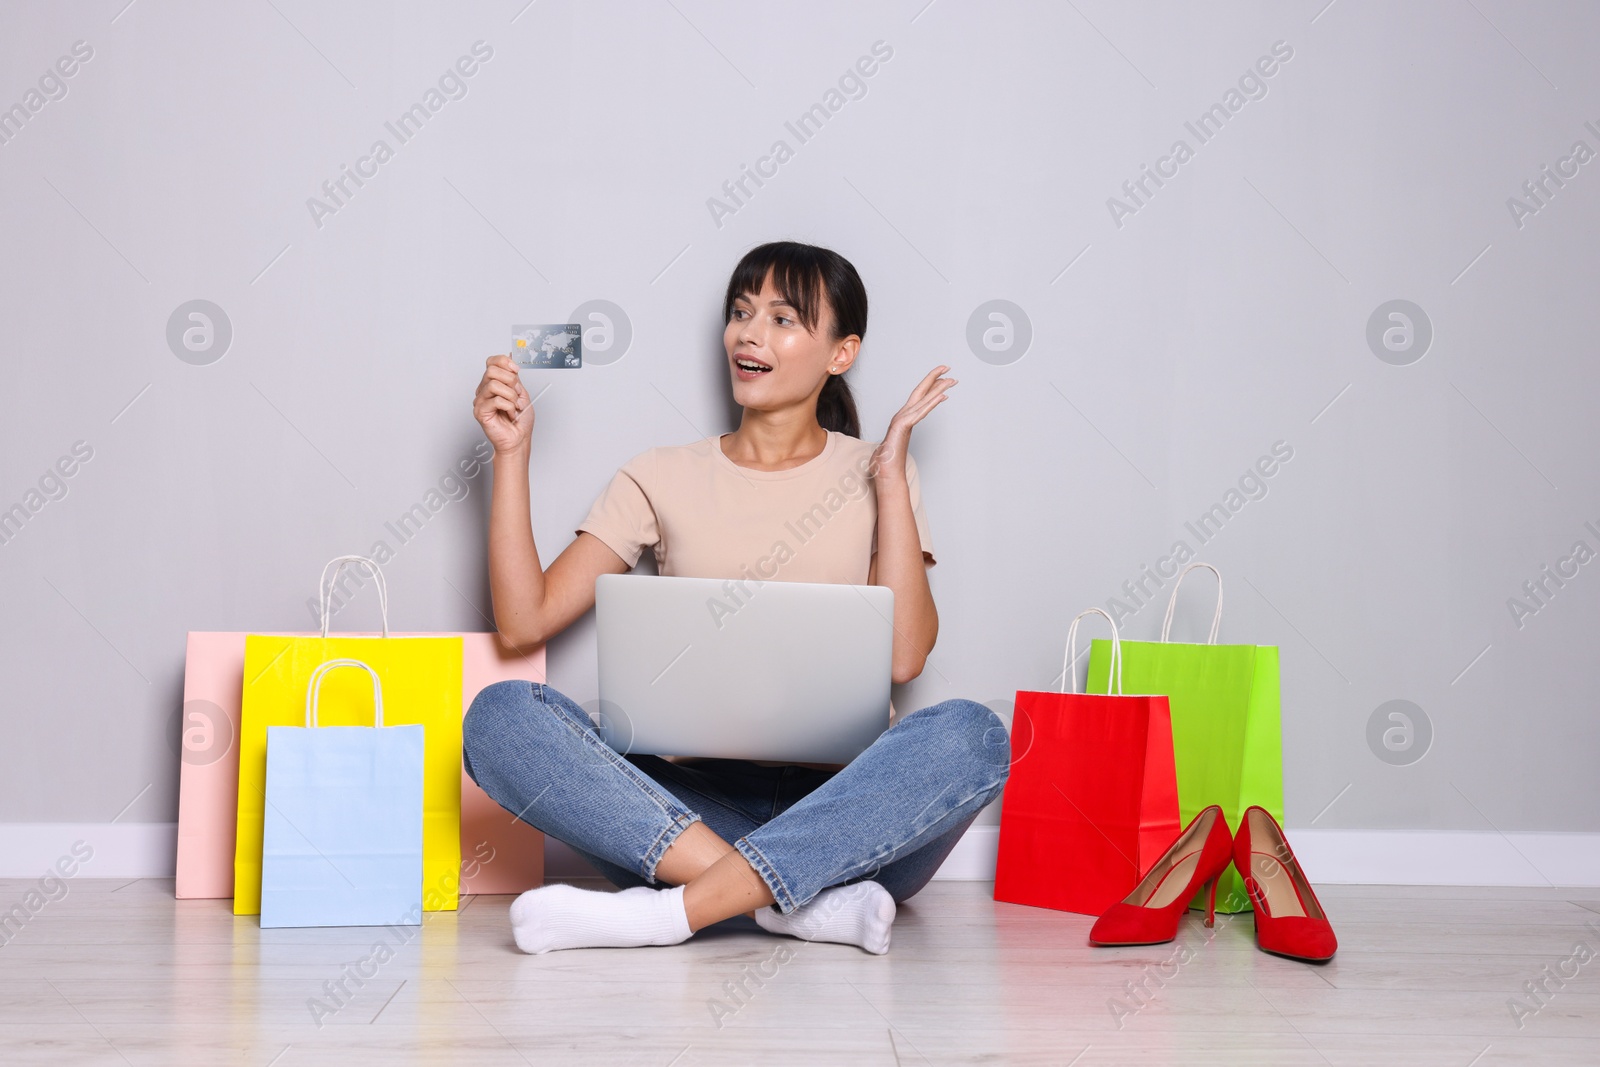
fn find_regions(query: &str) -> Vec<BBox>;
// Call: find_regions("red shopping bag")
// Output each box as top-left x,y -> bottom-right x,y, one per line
993,609 -> 1180,916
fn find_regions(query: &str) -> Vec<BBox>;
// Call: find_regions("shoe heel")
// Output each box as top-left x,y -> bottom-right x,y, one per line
1202,876 -> 1219,928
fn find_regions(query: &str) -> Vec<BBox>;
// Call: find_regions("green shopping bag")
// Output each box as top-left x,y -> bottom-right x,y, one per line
1086,563 -> 1282,914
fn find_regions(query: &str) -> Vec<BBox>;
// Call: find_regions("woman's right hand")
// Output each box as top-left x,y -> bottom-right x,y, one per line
474,355 -> 535,457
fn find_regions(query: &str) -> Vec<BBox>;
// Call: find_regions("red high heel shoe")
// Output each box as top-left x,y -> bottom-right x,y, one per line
1089,806 -> 1233,946
1234,805 -> 1337,962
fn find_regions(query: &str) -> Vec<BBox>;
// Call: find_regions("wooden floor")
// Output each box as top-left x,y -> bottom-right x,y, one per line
1,878 -> 1597,1065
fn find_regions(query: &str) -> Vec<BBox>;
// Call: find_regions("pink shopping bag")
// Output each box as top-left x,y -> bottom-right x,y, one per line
175,631 -> 546,898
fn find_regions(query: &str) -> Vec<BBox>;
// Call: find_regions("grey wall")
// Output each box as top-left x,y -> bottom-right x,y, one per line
2,0 -> 1596,837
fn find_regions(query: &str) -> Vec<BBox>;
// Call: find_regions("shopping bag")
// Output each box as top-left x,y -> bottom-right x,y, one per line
235,557 -> 462,915
175,629 -> 545,899
261,658 -> 424,928
994,609 -> 1180,916
174,632 -> 248,899
1087,562 -> 1283,914
456,636 -> 547,894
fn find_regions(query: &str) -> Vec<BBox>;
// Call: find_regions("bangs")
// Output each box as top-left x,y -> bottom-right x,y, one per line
722,243 -> 828,335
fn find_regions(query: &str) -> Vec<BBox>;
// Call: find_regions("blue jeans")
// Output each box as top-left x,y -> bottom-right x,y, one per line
462,681 -> 1010,913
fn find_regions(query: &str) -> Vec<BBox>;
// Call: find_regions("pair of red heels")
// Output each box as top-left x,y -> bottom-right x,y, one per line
1089,805 -> 1336,962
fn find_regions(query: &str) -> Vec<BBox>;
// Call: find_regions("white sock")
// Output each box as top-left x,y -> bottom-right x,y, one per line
753,880 -> 896,955
508,883 -> 692,955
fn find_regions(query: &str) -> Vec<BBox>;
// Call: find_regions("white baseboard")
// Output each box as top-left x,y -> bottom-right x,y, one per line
910,826 -> 1600,888
1285,829 -> 1600,888
6,823 -> 1600,888
0,823 -> 178,880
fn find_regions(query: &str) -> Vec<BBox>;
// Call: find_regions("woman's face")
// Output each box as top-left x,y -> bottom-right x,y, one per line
723,271 -> 855,412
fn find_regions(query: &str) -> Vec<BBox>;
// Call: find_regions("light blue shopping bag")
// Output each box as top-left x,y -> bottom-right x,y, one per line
260,658 -> 424,929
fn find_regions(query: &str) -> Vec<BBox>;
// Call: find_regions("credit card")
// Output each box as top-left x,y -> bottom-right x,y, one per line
511,324 -> 582,368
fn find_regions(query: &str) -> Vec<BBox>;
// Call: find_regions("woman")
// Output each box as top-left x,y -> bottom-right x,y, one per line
463,241 -> 1010,955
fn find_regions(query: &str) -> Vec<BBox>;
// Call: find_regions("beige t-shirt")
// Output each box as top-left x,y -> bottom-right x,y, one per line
576,430 -> 935,581
576,430 -> 935,750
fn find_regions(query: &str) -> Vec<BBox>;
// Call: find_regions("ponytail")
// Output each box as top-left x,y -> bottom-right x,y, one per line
818,372 -> 861,439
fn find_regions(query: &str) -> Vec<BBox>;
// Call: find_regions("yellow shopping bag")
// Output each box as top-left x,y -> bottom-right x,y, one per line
234,557 -> 463,915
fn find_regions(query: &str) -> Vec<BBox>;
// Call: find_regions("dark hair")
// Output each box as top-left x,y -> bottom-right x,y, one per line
722,241 -> 866,439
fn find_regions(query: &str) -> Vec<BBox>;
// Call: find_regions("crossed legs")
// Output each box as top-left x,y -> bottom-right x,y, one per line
463,680 -> 1009,954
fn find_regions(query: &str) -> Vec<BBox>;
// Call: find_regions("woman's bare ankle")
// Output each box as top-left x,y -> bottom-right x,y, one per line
683,851 -> 776,932
653,820 -> 736,885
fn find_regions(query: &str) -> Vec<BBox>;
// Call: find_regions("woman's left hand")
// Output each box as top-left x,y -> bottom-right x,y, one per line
871,365 -> 956,483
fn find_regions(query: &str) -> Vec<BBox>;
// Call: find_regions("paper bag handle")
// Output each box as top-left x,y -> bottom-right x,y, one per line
1159,562 -> 1222,644
318,555 -> 390,638
304,658 -> 384,728
1062,607 -> 1121,696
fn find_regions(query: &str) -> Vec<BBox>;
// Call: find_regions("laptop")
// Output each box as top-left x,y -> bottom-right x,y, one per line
594,573 -> 895,764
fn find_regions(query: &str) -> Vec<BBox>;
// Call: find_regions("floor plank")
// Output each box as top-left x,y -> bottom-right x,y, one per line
2,879 -> 1599,1064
